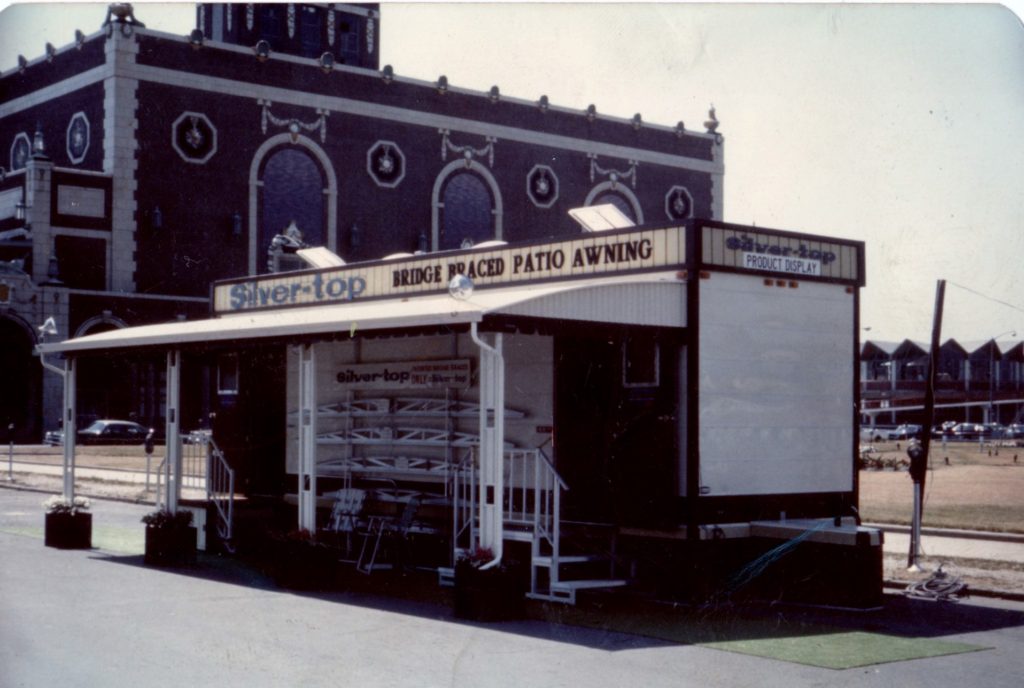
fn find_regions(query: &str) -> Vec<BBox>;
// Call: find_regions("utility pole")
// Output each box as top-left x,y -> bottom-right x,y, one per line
909,279 -> 945,570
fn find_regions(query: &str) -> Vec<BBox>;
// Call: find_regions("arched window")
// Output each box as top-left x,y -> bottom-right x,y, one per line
585,182 -> 644,226
258,147 -> 326,272
439,170 -> 495,250
248,135 -> 337,275
592,192 -> 636,223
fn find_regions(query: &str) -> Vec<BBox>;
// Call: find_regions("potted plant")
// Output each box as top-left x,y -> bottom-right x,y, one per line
452,547 -> 524,621
43,495 -> 92,549
142,509 -> 196,567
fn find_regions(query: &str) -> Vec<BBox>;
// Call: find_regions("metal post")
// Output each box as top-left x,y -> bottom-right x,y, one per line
63,357 -> 76,501
166,350 -> 182,513
471,323 -> 504,570
297,343 -> 318,534
7,423 -> 13,481
910,482 -> 923,571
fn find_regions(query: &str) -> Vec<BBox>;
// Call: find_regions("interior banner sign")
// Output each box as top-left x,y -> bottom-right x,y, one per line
742,252 -> 821,277
334,359 -> 471,391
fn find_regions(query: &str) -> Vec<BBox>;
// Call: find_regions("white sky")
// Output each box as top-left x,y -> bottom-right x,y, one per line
1,2 -> 1022,345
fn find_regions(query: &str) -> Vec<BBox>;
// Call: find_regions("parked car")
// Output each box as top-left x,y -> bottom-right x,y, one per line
887,424 -> 922,440
860,427 -> 886,442
981,423 -> 1006,439
43,420 -> 152,446
951,423 -> 985,440
1006,423 -> 1024,439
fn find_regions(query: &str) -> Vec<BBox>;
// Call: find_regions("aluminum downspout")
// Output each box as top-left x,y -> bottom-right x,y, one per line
470,322 -> 504,570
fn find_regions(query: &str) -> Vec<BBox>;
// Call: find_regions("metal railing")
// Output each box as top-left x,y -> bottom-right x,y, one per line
206,436 -> 235,546
152,432 -> 235,549
451,447 -> 567,561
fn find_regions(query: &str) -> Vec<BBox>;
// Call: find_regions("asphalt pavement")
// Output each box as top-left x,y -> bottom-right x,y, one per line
3,489 -> 1024,687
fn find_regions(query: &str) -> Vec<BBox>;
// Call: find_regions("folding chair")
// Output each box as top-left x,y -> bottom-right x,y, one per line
328,488 -> 367,557
357,495 -> 421,574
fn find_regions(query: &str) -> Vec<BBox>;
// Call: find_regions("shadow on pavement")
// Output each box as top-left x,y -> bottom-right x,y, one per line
85,548 -> 1024,653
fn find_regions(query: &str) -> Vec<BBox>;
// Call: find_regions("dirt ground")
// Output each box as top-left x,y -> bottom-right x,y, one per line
858,440 -> 1024,533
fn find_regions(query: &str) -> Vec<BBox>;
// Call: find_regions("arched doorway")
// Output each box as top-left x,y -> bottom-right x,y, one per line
0,315 -> 41,442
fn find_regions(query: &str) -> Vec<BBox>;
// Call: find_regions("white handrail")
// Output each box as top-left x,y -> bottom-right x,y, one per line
206,436 -> 235,545
451,447 -> 567,565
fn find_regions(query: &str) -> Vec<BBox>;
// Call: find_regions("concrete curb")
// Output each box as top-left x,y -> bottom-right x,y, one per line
868,522 -> 1024,544
0,478 -> 156,506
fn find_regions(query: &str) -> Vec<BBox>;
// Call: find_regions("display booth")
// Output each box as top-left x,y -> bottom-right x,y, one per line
39,219 -> 882,608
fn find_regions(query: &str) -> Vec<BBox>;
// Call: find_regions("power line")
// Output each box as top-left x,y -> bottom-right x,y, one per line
947,281 -> 1024,318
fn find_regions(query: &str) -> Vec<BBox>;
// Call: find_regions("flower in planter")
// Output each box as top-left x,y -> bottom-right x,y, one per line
42,495 -> 91,516
141,509 -> 194,529
281,528 -> 313,543
459,546 -> 495,569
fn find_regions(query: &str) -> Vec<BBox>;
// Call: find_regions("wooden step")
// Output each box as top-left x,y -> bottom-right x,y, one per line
502,529 -> 534,542
550,579 -> 627,592
532,554 -> 600,567
530,578 -> 628,605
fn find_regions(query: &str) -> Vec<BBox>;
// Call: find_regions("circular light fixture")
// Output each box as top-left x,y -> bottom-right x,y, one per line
448,274 -> 474,300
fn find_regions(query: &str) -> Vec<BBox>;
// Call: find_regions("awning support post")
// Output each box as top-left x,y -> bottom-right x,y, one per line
471,322 -> 504,570
62,357 -> 77,500
297,343 -> 318,534
166,350 -> 182,513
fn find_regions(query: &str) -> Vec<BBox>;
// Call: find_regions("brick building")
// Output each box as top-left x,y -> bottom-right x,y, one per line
0,3 -> 722,441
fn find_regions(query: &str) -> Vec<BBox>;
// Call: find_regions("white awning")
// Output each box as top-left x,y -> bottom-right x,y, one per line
39,272 -> 685,355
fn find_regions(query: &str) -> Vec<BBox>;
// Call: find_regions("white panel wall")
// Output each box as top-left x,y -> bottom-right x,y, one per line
698,273 -> 854,496
285,332 -> 554,474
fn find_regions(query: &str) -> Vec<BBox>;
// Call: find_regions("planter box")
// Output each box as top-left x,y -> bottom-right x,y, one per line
271,541 -> 338,591
453,562 -> 524,621
44,512 -> 92,549
144,526 -> 197,567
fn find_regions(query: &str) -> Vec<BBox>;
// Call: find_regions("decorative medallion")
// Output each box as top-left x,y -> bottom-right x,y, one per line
287,4 -> 296,38
665,186 -> 693,221
527,165 -> 559,208
367,141 -> 405,188
10,133 -> 30,171
171,112 -> 217,164
246,4 -> 254,31
66,112 -> 90,165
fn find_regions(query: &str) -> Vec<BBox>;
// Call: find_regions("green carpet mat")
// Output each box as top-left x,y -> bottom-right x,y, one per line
2,525 -> 144,554
538,604 -> 987,669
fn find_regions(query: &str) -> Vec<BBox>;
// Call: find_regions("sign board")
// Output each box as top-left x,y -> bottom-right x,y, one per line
213,225 -> 686,314
701,224 -> 862,284
334,359 -> 471,391
742,252 -> 821,277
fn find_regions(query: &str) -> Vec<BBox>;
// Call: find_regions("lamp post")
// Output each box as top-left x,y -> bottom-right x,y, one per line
36,317 -> 76,501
